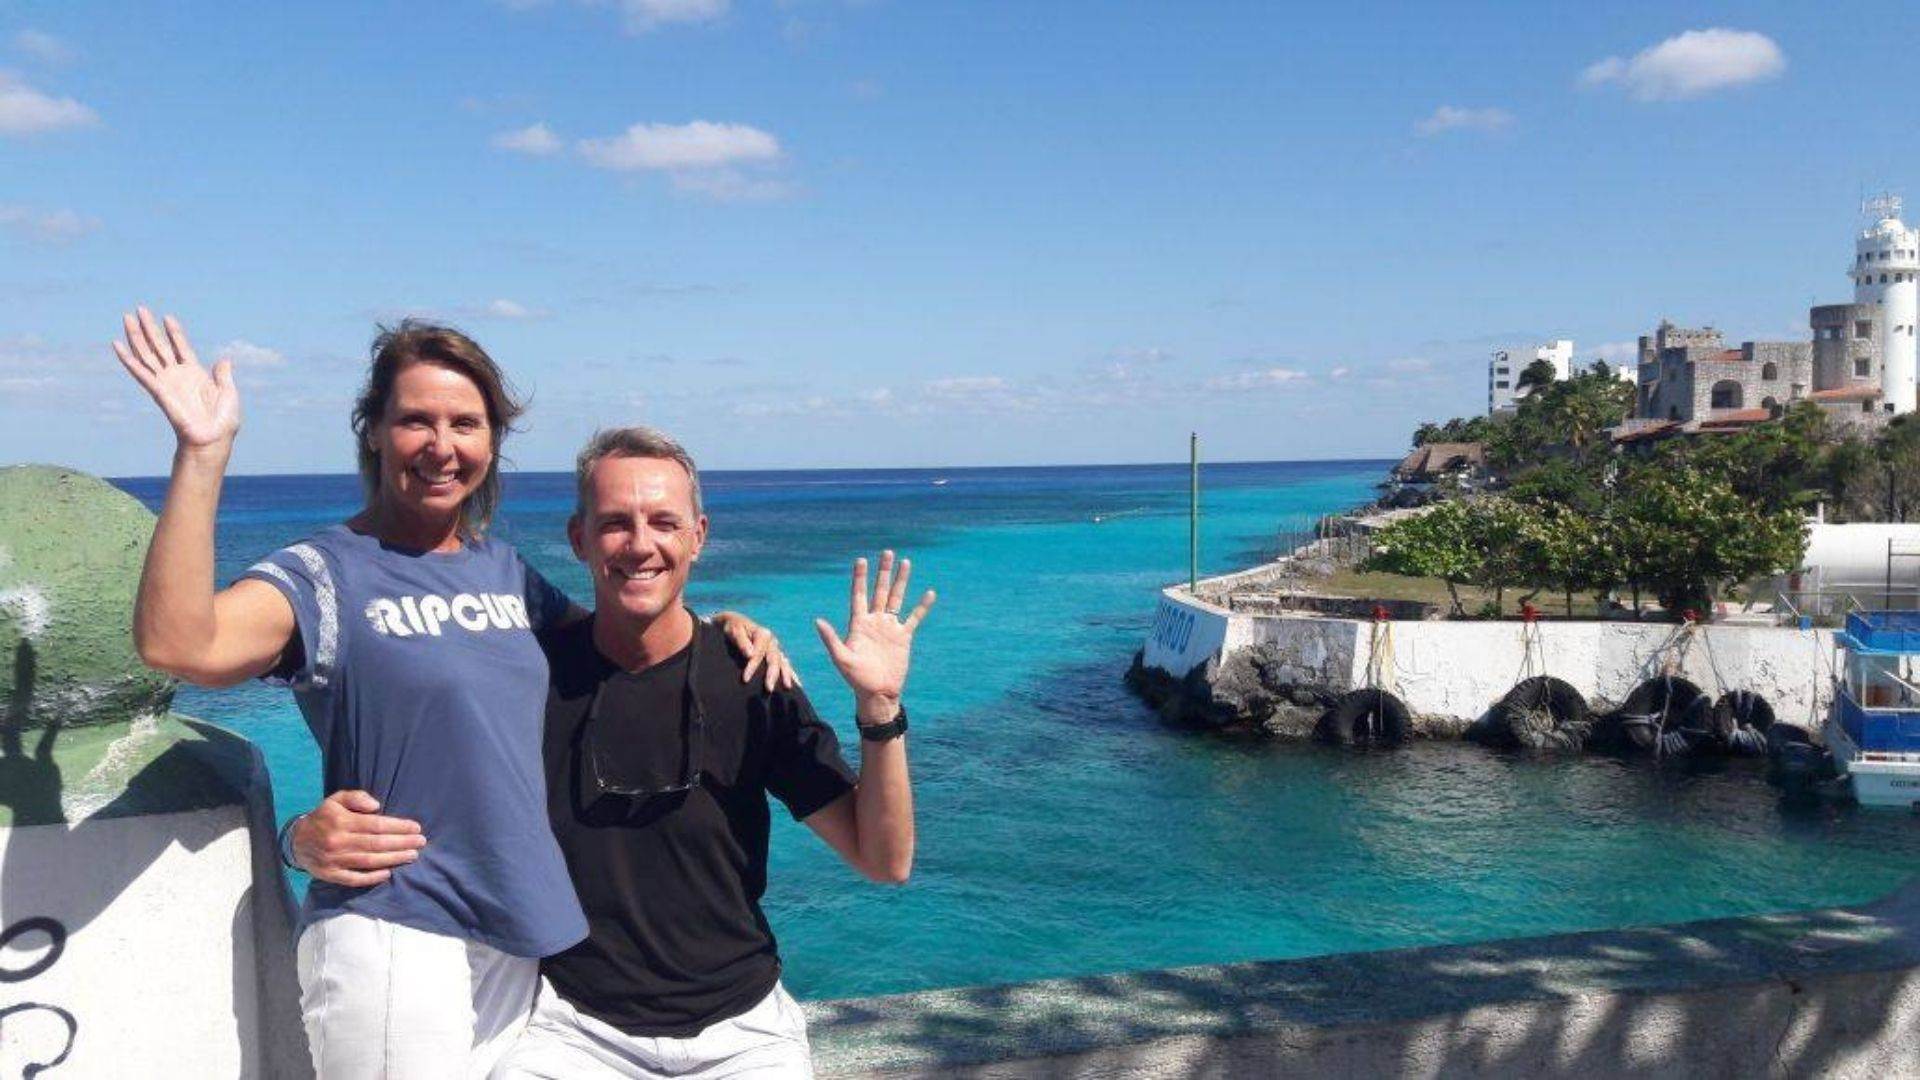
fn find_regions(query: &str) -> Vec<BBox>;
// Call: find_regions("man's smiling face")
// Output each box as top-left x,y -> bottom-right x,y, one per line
568,454 -> 708,625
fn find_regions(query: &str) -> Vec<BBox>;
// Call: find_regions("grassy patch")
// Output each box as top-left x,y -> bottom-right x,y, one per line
1301,569 -> 1613,618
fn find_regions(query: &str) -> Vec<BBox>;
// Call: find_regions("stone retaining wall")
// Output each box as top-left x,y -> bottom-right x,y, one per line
806,879 -> 1920,1078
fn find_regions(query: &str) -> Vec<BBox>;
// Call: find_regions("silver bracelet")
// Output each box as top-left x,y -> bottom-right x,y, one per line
276,813 -> 306,871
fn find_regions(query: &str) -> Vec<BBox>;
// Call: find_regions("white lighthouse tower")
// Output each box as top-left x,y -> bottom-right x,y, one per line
1856,193 -> 1919,414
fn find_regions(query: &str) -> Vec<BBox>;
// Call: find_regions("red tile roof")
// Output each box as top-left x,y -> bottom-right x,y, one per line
1706,408 -> 1771,423
1809,385 -> 1882,402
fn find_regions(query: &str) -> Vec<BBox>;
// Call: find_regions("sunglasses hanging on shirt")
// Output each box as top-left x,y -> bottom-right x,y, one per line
580,614 -> 706,806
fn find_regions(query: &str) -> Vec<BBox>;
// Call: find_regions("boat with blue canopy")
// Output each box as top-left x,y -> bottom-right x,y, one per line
1828,611 -> 1920,808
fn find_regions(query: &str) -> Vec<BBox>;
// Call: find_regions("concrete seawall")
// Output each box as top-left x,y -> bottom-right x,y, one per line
1143,585 -> 1836,728
805,878 -> 1920,1077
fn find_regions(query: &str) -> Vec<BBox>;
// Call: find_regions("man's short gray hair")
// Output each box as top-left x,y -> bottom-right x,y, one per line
573,426 -> 703,518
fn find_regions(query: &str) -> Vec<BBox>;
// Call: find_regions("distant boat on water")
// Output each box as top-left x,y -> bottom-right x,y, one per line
932,478 -> 950,486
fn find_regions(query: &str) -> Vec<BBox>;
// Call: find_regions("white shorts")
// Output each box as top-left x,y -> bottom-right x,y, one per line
492,978 -> 813,1079
296,912 -> 538,1080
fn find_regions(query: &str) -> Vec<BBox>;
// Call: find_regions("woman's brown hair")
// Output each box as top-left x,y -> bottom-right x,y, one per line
350,319 -> 525,538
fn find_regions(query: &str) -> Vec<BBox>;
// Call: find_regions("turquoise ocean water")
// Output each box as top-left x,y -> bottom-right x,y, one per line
119,462 -> 1920,1001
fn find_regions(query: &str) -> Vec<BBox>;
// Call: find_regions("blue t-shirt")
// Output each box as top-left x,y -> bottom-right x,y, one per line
243,524 -> 588,958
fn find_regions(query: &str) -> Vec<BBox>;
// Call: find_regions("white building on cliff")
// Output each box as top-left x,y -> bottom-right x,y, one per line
1488,339 -> 1573,414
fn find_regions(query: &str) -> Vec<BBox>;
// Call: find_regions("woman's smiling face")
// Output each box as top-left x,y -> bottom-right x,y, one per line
370,359 -> 494,523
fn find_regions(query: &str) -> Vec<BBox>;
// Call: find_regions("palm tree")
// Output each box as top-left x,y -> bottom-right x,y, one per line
1515,358 -> 1559,397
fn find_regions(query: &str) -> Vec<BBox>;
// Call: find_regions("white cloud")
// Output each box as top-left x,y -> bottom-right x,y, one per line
669,168 -> 793,202
1590,340 -> 1640,363
214,340 -> 287,368
13,30 -> 75,66
0,70 -> 97,136
497,0 -> 728,34
925,376 -> 1009,396
374,298 -> 549,322
731,394 -> 836,419
1581,28 -> 1785,102
1110,346 -> 1174,366
481,298 -> 547,319
573,120 -> 789,201
0,334 -> 116,402
577,120 -> 780,171
1414,105 -> 1513,138
618,0 -> 729,34
1329,366 -> 1351,380
0,204 -> 97,243
1203,367 -> 1309,391
491,122 -> 562,156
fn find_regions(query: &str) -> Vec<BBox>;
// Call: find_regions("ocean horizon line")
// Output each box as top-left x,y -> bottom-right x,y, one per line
97,455 -> 1400,485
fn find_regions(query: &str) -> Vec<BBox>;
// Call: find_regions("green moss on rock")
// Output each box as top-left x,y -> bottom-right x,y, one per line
0,465 -> 174,729
0,713 -> 262,827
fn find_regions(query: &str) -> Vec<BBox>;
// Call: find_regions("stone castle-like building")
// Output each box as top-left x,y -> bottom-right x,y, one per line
1627,200 -> 1920,437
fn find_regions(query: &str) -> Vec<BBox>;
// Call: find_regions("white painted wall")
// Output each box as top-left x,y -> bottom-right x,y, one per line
0,782 -> 309,1078
1143,592 -> 1231,677
1144,585 -> 1836,725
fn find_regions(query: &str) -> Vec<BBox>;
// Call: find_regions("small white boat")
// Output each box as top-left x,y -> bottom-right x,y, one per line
1826,612 -> 1920,808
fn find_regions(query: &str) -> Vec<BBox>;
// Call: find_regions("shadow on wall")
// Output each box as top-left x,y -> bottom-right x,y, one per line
2,643 -> 60,826
810,877 -> 1920,1077
1,637 -> 307,1078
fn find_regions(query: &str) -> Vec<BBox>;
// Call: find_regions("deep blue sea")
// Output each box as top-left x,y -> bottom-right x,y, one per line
117,462 -> 1920,1001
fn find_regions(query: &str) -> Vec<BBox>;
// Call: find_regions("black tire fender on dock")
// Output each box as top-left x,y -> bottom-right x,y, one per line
1767,720 -> 1814,748
1315,688 -> 1410,747
1765,722 -> 1832,790
1713,690 -> 1775,757
1602,676 -> 1706,754
1490,676 -> 1590,751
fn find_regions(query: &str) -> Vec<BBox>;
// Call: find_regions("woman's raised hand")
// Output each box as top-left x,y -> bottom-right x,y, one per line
113,307 -> 240,449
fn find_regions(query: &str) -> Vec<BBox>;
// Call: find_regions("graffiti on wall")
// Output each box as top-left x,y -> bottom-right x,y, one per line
0,915 -> 74,1079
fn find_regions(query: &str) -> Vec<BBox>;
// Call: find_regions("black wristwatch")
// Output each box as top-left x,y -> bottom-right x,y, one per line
857,703 -> 909,742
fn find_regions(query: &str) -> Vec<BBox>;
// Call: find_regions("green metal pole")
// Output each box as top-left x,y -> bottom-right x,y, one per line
1189,432 -> 1199,592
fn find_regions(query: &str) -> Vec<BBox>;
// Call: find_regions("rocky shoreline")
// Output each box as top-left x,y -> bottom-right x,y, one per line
1125,643 -> 1475,741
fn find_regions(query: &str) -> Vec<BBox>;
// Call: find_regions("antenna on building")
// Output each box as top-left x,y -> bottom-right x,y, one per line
1864,191 -> 1903,222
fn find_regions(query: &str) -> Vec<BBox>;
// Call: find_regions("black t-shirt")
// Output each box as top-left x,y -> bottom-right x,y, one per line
536,616 -> 857,1037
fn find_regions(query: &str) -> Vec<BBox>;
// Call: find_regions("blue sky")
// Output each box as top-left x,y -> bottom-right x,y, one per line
3,2 -> 1916,475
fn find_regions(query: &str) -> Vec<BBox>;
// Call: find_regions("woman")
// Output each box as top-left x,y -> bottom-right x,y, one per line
114,309 -> 787,1078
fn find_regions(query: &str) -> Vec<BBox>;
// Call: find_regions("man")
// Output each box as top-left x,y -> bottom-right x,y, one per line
293,426 -> 933,1077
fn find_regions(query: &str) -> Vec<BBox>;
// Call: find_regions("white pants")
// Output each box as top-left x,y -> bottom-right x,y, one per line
296,913 -> 538,1080
492,978 -> 813,1079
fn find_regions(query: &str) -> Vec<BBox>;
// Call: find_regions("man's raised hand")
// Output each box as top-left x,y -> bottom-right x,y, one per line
813,551 -> 934,714
111,307 -> 240,449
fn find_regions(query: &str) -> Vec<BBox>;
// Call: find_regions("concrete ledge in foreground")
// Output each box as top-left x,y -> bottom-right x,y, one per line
805,878 -> 1920,1078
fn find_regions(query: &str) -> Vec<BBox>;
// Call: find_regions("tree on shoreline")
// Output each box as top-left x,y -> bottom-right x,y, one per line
1363,499 -> 1479,615
1612,462 -> 1808,617
1412,415 -> 1499,447
1366,468 -> 1807,621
